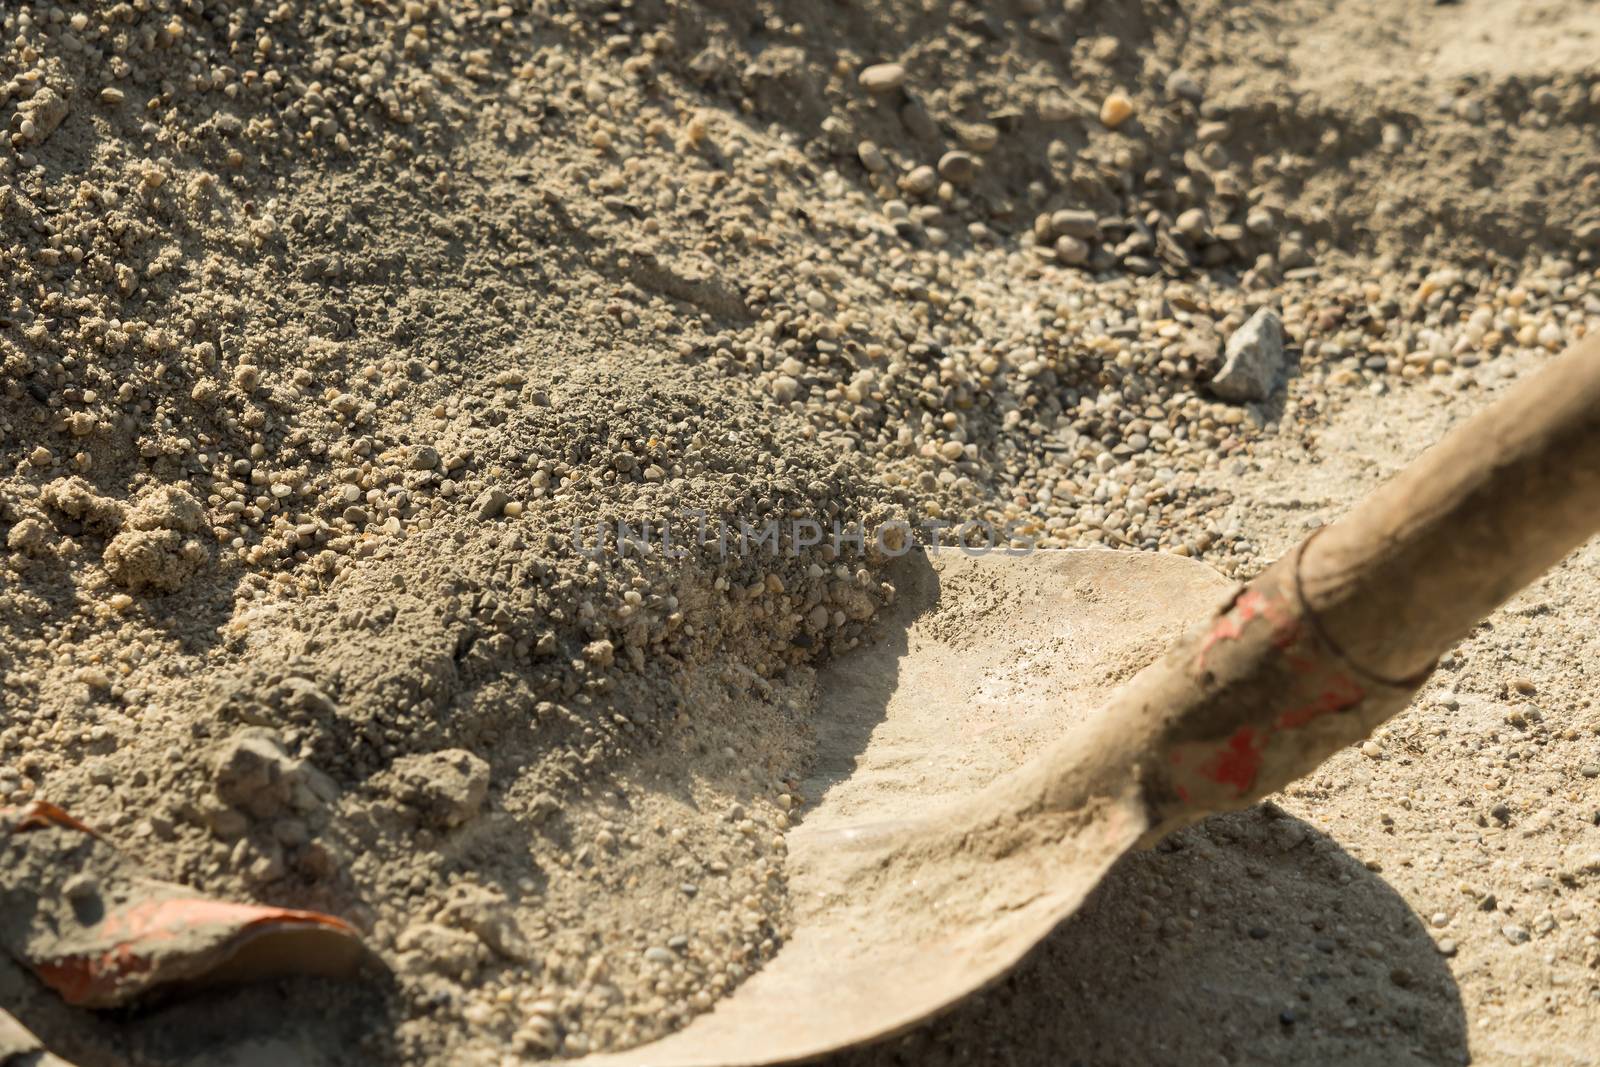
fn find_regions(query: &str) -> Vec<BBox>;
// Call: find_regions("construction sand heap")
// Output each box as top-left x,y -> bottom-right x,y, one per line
1,0 -> 1597,1063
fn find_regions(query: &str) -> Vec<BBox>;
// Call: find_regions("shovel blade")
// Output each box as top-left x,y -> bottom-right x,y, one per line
583,549 -> 1232,1066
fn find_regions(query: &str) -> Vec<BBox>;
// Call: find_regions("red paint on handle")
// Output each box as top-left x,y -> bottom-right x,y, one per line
1195,726 -> 1264,792
1276,673 -> 1365,730
1173,577 -> 1369,801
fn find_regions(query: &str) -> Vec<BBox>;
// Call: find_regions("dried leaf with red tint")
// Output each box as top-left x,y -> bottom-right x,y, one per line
1,801 -> 369,1009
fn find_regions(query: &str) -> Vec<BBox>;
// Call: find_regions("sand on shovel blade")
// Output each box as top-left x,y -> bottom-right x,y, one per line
581,548 -> 1234,1066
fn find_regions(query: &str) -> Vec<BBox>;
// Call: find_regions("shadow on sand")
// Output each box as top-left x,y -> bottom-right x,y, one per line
820,805 -> 1468,1067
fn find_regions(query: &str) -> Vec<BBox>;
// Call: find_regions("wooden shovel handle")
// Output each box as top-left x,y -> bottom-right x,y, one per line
1147,331 -> 1600,830
1020,332 -> 1600,838
1299,331 -> 1600,681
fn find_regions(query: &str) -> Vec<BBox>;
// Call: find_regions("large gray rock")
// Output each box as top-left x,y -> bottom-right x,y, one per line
1210,307 -> 1285,402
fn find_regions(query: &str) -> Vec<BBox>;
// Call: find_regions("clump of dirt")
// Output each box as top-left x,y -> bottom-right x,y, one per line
1,0 -> 1596,1063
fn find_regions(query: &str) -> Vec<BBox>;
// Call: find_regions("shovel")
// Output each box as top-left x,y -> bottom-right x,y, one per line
583,332 -> 1600,1066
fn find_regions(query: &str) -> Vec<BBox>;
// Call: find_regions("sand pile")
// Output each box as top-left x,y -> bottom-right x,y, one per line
1,0 -> 1596,1063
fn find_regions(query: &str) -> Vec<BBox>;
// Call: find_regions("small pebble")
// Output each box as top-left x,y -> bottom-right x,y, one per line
1166,70 -> 1204,102
936,151 -> 977,184
1099,91 -> 1135,128
1175,208 -> 1209,240
857,140 -> 888,173
1055,235 -> 1090,266
859,63 -> 907,93
1050,208 -> 1099,239
898,165 -> 937,196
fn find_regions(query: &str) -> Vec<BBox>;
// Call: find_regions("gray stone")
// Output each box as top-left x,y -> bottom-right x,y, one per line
1210,308 -> 1285,402
474,487 -> 509,520
1166,70 -> 1204,103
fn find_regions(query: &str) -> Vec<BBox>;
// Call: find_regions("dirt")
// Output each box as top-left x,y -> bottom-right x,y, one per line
1,0 -> 1596,1064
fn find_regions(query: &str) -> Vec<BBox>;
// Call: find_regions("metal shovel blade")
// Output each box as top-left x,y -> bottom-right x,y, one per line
583,547 -> 1233,1066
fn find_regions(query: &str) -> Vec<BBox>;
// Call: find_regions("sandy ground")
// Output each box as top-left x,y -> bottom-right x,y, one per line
2,0 -> 1597,1063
